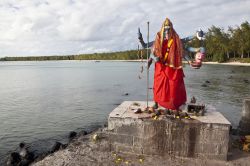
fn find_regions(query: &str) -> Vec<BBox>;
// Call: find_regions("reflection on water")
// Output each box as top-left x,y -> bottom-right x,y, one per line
0,61 -> 249,163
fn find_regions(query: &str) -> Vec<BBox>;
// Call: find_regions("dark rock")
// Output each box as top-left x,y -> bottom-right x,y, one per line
69,131 -> 77,141
79,130 -> 88,136
7,152 -> 21,166
123,93 -> 129,96
201,84 -> 208,87
205,80 -> 210,84
134,108 -> 142,114
230,128 -> 239,136
26,151 -> 35,162
103,123 -> 108,128
228,76 -> 233,79
62,144 -> 68,149
51,142 -> 64,153
19,159 -> 30,166
16,142 -> 36,165
34,152 -> 50,162
19,142 -> 25,149
243,79 -> 249,83
19,142 -> 28,159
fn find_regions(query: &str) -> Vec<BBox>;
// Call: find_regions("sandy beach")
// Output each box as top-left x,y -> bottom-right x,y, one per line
91,59 -> 250,66
203,61 -> 250,66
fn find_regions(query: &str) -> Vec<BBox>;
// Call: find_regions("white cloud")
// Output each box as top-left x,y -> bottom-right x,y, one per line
0,0 -> 250,57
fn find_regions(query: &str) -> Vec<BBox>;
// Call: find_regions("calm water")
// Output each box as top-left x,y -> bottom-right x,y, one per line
0,61 -> 250,163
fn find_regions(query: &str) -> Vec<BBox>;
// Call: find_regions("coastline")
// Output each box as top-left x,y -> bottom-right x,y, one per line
96,60 -> 250,66
1,59 -> 250,66
32,100 -> 250,166
202,61 -> 250,66
32,127 -> 250,166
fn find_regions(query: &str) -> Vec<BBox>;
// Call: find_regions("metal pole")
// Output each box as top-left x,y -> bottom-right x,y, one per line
146,22 -> 149,109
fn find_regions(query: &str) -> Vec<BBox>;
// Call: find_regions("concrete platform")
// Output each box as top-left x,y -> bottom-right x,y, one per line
107,101 -> 231,161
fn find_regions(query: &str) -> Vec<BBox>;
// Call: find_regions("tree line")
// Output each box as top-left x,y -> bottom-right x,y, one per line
0,21 -> 250,62
0,50 -> 144,61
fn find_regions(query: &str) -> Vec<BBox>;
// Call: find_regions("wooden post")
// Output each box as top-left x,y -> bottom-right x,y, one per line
146,22 -> 149,109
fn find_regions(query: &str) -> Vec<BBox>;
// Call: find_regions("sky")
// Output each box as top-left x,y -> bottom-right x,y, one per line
0,0 -> 250,57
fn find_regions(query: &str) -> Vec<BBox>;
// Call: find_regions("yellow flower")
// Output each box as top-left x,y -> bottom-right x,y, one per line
92,134 -> 99,141
243,143 -> 250,152
245,135 -> 250,140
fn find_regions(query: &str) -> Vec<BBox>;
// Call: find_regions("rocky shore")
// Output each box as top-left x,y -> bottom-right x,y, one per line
31,128 -> 250,166
31,99 -> 250,166
7,99 -> 250,166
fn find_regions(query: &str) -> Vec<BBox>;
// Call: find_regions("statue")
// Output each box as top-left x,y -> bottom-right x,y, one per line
138,17 -> 205,113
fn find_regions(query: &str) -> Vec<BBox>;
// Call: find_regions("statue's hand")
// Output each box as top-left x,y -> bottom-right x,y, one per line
190,61 -> 202,69
138,28 -> 143,40
196,29 -> 205,40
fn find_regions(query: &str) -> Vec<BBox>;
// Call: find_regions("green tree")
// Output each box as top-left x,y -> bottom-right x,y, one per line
205,26 -> 229,62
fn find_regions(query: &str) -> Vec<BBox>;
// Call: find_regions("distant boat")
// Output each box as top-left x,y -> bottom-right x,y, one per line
95,61 -> 100,63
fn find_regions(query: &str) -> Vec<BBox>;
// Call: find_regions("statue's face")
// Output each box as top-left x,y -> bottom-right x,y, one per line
164,25 -> 170,33
195,52 -> 205,61
163,25 -> 170,39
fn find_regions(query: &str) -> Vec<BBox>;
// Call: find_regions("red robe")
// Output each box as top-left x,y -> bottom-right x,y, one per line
153,39 -> 186,110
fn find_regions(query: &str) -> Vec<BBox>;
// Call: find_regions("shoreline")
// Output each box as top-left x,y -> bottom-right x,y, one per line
202,61 -> 250,66
32,127 -> 250,166
1,59 -> 250,66
90,60 -> 250,66
81,59 -> 250,65
32,100 -> 250,165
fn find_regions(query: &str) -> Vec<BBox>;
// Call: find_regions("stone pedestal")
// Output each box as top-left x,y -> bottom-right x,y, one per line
107,101 -> 231,161
239,98 -> 250,135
